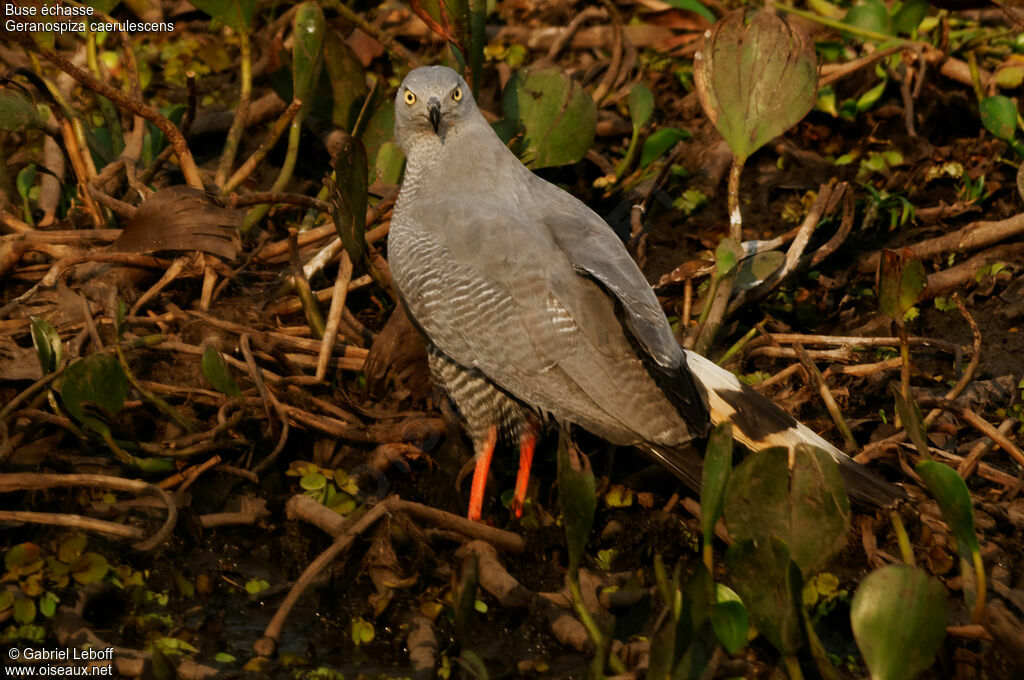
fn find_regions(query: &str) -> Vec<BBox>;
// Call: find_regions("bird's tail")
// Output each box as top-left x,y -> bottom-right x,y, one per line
682,350 -> 906,509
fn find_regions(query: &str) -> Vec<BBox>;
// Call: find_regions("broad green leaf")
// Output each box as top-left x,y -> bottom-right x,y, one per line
360,98 -> 396,170
502,67 -> 597,169
300,471 -> 327,492
710,600 -> 749,654
851,565 -> 946,680
13,597 -> 36,624
980,95 -> 1018,142
0,90 -> 42,131
189,0 -> 256,34
694,8 -> 817,163
723,445 -> 850,576
59,353 -> 128,423
292,2 -> 326,110
38,591 -> 58,618
915,461 -> 980,557
700,423 -> 733,550
556,432 -> 595,574
57,535 -> 87,565
30,317 -> 62,375
725,537 -> 804,655
629,82 -> 655,129
17,164 -> 36,200
844,0 -> 891,36
201,346 -> 242,398
640,127 -> 691,167
995,65 -> 1024,90
5,543 -> 42,570
891,0 -> 929,35
329,135 -> 369,264
71,552 -> 109,585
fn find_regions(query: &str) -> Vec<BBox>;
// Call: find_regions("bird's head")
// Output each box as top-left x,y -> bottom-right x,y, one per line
394,66 -> 475,151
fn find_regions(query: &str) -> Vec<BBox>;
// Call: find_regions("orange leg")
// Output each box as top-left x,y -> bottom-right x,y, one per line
511,431 -> 537,518
467,426 -> 498,522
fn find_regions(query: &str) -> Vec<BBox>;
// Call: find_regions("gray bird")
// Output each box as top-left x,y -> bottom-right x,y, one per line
388,65 -> 903,520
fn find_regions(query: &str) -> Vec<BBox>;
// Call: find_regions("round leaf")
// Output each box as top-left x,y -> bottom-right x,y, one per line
851,565 -> 947,680
980,95 -> 1019,142
502,67 -> 597,169
915,460 -> 979,557
629,82 -> 655,129
695,8 -> 818,163
59,353 -> 128,423
724,537 -> 804,655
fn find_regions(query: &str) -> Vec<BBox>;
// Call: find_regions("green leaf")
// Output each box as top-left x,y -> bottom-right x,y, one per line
556,432 -> 595,574
30,317 -> 62,375
723,445 -> 850,576
844,0 -> 891,36
13,597 -> 36,625
291,2 -> 326,110
351,616 -> 375,645
59,353 -> 128,423
734,250 -> 785,291
38,591 -> 58,618
915,461 -> 980,558
877,248 -> 927,324
17,164 -> 37,200
725,537 -> 804,655
851,565 -> 947,680
694,8 -> 818,164
715,237 -> 743,278
328,135 -> 369,264
710,599 -> 749,654
629,82 -> 655,130
189,0 -> 256,34
57,534 -> 87,565
0,90 -> 43,131
502,67 -> 597,169
245,578 -> 269,594
980,95 -> 1019,142
640,128 -> 691,167
373,141 -> 405,186
700,423 -> 733,549
891,0 -> 929,35
300,471 -> 327,492
71,553 -> 109,585
891,385 -> 930,459
201,346 -> 242,398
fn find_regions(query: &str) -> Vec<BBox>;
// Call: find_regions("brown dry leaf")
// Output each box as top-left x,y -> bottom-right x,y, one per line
113,186 -> 241,261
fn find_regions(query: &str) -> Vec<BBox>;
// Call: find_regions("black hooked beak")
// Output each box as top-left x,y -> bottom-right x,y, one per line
427,97 -> 442,134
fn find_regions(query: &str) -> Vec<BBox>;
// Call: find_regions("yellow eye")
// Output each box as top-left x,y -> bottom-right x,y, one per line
452,86 -> 462,102
404,90 -> 416,105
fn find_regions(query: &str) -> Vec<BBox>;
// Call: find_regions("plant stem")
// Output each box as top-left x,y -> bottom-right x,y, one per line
783,654 -> 805,680
727,159 -> 743,242
803,610 -> 840,680
970,548 -> 987,624
891,511 -> 915,566
216,31 -> 253,190
568,574 -> 626,675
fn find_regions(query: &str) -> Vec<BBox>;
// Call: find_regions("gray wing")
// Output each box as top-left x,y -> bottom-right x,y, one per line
389,193 -> 702,448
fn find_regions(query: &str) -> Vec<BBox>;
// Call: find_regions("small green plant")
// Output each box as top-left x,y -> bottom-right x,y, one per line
286,462 -> 360,514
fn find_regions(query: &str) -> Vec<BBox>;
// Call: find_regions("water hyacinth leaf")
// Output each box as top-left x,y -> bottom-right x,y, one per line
30,317 -> 62,375
502,68 -> 597,169
710,599 -> 749,654
556,432 -> 595,574
59,353 -> 128,423
329,135 -> 369,263
694,8 -> 817,164
851,565 -> 946,680
700,423 -> 733,550
292,2 -> 326,110
724,445 -> 850,576
724,537 -> 804,655
201,346 -> 242,398
980,95 -> 1018,142
189,0 -> 256,34
71,552 -> 109,585
0,90 -> 42,131
843,0 -> 891,36
915,461 -> 979,557
877,248 -> 926,324
640,127 -> 691,167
